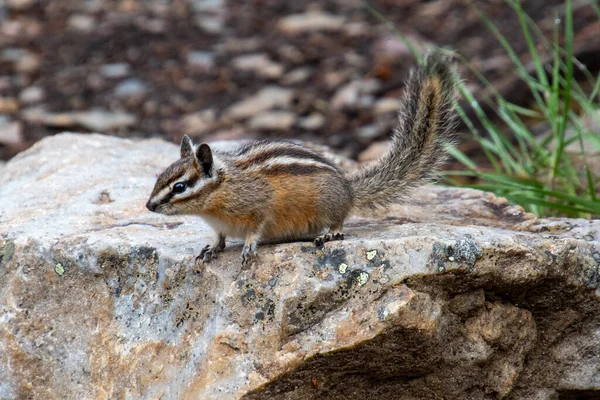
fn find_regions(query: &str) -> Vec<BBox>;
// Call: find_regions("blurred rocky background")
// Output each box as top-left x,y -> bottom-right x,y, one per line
1,0 -> 599,162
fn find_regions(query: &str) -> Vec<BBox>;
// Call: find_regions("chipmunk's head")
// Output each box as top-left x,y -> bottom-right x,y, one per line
146,135 -> 221,215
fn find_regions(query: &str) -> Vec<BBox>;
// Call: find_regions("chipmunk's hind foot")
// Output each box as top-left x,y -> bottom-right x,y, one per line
241,243 -> 258,266
314,231 -> 344,248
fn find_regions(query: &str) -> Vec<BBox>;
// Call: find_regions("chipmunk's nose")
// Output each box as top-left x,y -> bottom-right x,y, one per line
146,200 -> 157,212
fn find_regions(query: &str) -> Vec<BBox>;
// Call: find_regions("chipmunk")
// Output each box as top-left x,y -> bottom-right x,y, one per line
146,51 -> 458,265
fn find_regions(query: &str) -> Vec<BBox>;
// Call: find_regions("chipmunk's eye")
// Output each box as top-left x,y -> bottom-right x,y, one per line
172,182 -> 187,194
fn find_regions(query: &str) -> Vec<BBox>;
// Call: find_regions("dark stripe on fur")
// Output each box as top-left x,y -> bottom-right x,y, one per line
234,141 -> 336,170
261,163 -> 335,176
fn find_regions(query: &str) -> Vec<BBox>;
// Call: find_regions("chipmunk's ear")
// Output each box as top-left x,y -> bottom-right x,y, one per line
180,135 -> 194,158
195,143 -> 213,176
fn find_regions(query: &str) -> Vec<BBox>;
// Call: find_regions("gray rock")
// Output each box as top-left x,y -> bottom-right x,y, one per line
277,11 -> 345,35
248,110 -> 296,131
331,79 -> 381,110
224,86 -> 293,121
374,97 -> 401,115
0,120 -> 23,146
6,0 -> 34,10
297,112 -> 325,131
21,108 -> 137,131
232,53 -> 284,79
100,63 -> 131,79
186,51 -> 215,72
114,78 -> 148,98
180,109 -> 217,136
67,14 -> 96,32
281,67 -> 313,85
1,133 -> 599,399
18,86 -> 45,104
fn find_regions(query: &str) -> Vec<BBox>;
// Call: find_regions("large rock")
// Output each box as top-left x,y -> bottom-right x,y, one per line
0,133 -> 599,399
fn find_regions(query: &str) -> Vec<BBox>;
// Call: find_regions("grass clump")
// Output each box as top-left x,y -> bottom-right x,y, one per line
366,0 -> 600,218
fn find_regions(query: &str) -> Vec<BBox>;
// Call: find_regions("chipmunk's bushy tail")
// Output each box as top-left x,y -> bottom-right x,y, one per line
349,51 -> 458,214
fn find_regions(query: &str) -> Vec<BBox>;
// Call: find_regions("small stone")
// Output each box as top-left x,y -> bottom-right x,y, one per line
374,98 -> 401,115
100,63 -> 131,79
278,11 -> 345,35
358,141 -> 390,163
297,113 -> 325,131
186,51 -> 215,72
357,124 -> 381,140
181,109 -> 216,135
16,52 -> 41,73
67,14 -> 95,32
19,86 -> 45,104
74,110 -> 137,131
0,97 -> 19,113
225,86 -> 293,121
0,121 -> 24,146
248,111 -> 296,131
281,67 -> 313,85
22,109 -> 137,132
114,79 -> 148,98
232,53 -> 284,79
195,16 -> 224,34
373,34 -> 429,65
331,79 -> 381,110
6,0 -> 34,10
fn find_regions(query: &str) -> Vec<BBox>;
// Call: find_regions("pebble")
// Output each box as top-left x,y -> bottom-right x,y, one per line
16,52 -> 41,73
225,86 -> 293,120
331,79 -> 381,110
100,63 -> 131,79
297,113 -> 325,131
358,141 -> 390,163
6,0 -> 34,10
277,11 -> 345,35
74,110 -> 137,131
67,14 -> 96,32
248,111 -> 296,131
0,97 -> 19,113
186,51 -> 215,72
19,86 -> 45,104
281,67 -> 313,85
232,53 -> 284,79
0,120 -> 24,146
181,109 -> 216,135
357,124 -> 382,140
195,17 -> 224,34
114,78 -> 148,98
22,108 -> 137,132
373,34 -> 428,64
374,98 -> 401,115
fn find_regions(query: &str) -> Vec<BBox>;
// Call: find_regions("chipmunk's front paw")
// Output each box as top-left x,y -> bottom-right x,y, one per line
314,232 -> 344,247
241,243 -> 258,266
196,244 -> 219,263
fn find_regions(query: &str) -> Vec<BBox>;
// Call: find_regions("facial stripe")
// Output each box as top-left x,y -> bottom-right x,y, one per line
170,175 -> 224,203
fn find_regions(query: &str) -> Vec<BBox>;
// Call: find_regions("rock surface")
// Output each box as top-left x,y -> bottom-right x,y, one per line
1,133 -> 600,399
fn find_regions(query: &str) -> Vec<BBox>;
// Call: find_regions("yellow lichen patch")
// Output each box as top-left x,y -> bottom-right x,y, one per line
366,250 -> 377,261
356,271 -> 369,286
338,263 -> 348,274
54,263 -> 64,276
